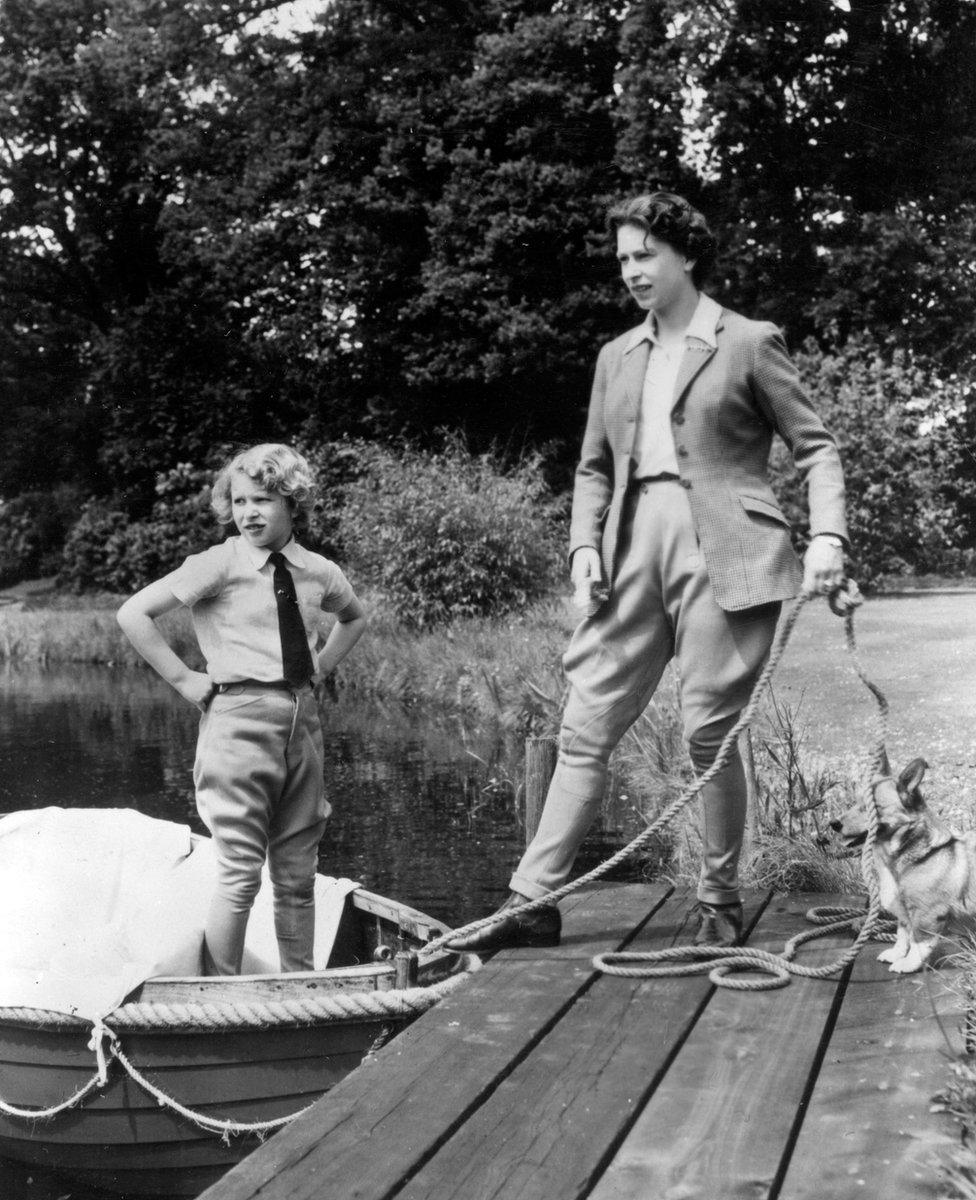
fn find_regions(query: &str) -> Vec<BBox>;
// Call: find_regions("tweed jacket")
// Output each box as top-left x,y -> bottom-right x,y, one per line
569,302 -> 848,612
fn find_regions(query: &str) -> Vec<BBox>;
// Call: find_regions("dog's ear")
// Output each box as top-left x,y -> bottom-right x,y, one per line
897,757 -> 928,808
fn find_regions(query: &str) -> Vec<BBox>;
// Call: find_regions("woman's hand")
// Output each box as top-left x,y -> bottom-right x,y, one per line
801,536 -> 846,598
571,547 -> 607,616
571,547 -> 602,589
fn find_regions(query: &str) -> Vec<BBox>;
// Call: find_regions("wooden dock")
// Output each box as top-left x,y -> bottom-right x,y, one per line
198,883 -> 964,1200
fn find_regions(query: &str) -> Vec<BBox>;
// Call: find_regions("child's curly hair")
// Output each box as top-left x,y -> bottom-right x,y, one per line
211,444 -> 317,526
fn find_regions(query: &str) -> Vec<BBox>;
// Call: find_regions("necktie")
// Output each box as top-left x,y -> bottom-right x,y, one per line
268,551 -> 314,688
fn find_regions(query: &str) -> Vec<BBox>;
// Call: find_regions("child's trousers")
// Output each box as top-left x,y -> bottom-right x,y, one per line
193,682 -> 330,975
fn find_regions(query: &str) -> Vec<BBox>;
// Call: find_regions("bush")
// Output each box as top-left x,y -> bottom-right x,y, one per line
295,436 -> 382,560
336,437 -> 564,627
0,486 -> 82,586
60,465 -> 217,592
769,336 -> 974,588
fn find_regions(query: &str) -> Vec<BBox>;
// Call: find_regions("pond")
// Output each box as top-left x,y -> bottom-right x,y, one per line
0,663 -> 640,1200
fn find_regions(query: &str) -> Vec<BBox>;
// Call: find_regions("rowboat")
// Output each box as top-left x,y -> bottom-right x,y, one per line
0,883 -> 472,1199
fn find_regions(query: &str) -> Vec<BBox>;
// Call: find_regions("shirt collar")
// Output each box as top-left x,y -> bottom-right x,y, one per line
624,292 -> 722,354
239,536 -> 306,572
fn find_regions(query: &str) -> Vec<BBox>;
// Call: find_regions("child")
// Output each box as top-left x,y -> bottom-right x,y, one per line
117,443 -> 367,976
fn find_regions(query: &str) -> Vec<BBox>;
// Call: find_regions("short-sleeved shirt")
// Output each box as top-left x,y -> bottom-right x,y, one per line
165,536 -> 356,685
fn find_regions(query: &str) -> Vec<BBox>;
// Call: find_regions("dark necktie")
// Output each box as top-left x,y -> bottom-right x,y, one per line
268,551 -> 314,688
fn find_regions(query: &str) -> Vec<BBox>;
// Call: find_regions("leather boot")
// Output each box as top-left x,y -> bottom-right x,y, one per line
445,892 -> 561,953
692,900 -> 744,947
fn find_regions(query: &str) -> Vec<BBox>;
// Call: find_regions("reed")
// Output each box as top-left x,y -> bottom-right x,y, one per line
333,596 -> 574,729
0,604 -> 200,667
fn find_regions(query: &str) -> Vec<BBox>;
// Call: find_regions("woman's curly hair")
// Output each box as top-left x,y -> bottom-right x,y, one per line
607,191 -> 718,288
211,443 -> 317,526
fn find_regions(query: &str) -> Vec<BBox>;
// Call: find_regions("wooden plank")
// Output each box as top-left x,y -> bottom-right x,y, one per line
394,889 -> 773,1200
197,882 -> 672,1200
778,941 -> 962,1200
588,892 -> 860,1200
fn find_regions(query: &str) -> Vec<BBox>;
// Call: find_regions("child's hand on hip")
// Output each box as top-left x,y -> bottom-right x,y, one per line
179,672 -> 215,712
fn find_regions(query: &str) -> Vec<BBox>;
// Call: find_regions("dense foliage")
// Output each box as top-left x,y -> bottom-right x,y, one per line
335,438 -> 564,626
59,463 -> 217,591
770,339 -> 976,586
2,0 -> 975,586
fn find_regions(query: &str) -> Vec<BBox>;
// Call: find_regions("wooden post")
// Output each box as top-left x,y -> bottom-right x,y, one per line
393,937 -> 419,988
523,735 -> 557,848
739,729 -> 759,859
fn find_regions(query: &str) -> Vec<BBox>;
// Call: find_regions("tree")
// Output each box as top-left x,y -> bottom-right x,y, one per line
395,2 -> 629,455
0,0 -> 342,504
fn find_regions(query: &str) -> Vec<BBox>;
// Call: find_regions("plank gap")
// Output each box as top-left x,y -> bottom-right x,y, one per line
767,942 -> 857,1200
575,888 -> 778,1200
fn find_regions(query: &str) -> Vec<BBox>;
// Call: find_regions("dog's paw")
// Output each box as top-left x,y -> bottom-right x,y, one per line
888,957 -> 923,974
888,947 -> 930,973
877,946 -> 903,964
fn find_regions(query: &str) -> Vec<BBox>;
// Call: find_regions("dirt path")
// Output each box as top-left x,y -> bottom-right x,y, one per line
767,591 -> 976,817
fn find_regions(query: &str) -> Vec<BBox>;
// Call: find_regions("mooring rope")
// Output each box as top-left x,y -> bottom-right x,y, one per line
0,951 -> 479,1032
426,587 -> 895,992
0,954 -> 480,1130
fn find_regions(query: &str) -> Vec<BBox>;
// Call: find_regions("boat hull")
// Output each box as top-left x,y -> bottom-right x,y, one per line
0,888 -> 459,1197
0,1020 -> 388,1196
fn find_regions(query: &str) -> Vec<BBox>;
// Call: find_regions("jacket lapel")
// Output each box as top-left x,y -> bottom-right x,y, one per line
619,340 -> 649,422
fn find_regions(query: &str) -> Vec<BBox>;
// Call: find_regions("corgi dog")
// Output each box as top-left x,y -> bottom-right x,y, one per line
831,757 -> 976,973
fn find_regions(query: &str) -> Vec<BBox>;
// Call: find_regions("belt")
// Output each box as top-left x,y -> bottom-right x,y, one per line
631,473 -> 680,492
216,679 -> 310,693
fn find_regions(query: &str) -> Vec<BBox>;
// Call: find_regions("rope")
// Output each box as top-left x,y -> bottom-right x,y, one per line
0,1074 -> 104,1122
0,952 -> 479,1031
429,587 -> 894,992
110,1032 -> 319,1140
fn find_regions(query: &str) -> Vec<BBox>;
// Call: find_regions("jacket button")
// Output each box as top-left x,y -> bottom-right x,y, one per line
680,479 -> 692,490
676,446 -> 689,457
673,414 -> 685,425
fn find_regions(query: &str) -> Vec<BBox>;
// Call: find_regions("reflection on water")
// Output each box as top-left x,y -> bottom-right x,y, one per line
0,663 -> 640,1200
0,664 -> 528,927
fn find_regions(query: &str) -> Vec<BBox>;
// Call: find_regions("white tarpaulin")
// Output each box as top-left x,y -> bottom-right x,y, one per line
0,807 -> 359,1022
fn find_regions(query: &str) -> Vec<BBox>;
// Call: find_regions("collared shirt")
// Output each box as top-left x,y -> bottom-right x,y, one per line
627,293 -> 722,479
165,536 -> 355,685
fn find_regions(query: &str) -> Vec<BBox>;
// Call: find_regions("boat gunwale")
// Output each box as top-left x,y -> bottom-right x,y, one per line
0,887 -> 461,1034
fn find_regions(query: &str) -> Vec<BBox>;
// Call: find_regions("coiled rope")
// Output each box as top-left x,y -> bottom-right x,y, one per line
0,954 -> 479,1134
427,587 -> 894,991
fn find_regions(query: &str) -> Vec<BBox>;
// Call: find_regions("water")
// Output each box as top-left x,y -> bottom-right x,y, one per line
0,664 -> 639,1200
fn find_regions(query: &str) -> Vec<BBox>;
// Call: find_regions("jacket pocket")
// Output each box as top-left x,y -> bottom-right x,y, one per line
738,492 -> 790,527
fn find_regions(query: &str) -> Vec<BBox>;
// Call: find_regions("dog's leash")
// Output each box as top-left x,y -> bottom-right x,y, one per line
424,585 -> 894,990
